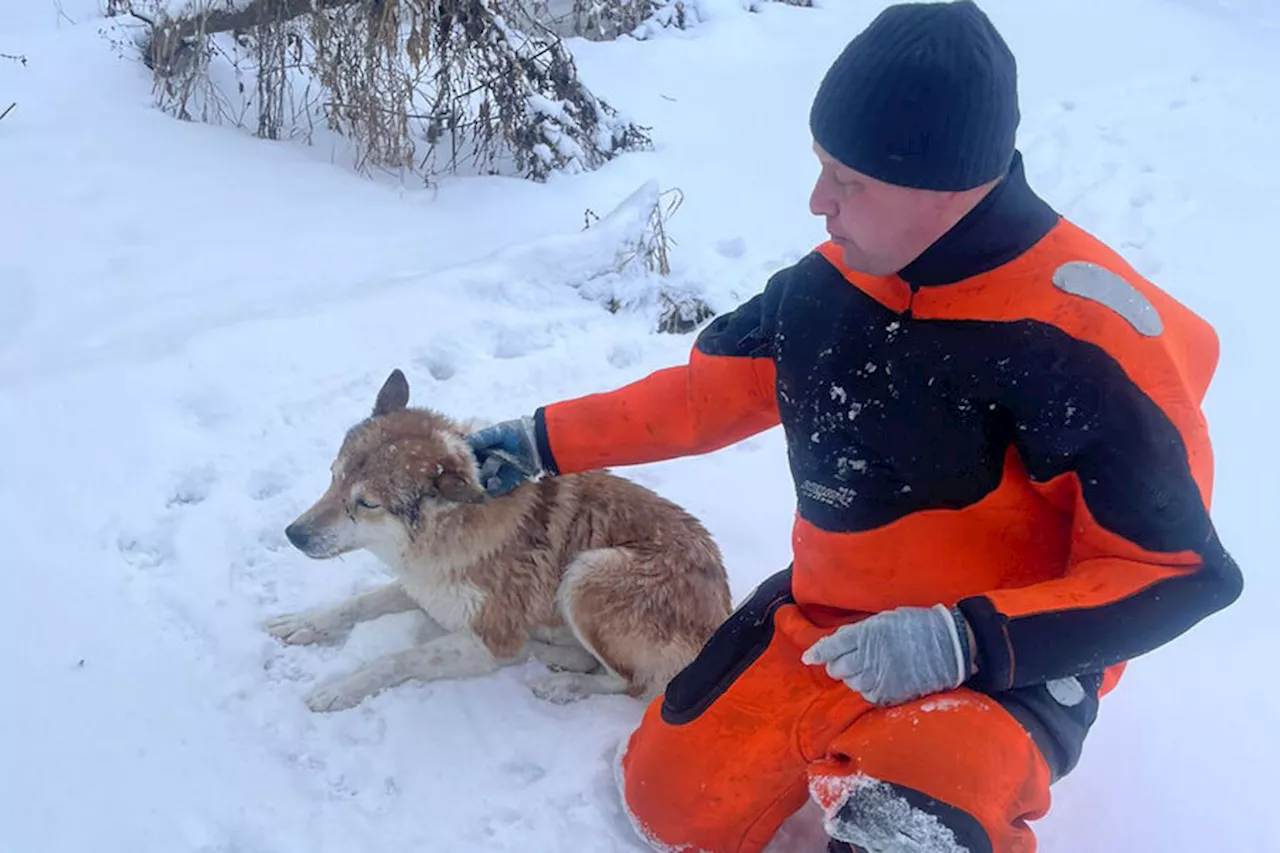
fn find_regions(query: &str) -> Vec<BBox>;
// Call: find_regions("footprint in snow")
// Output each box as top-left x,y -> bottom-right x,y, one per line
247,467 -> 290,502
607,341 -> 644,369
0,265 -> 37,352
491,326 -> 556,360
116,520 -> 178,570
167,465 -> 218,507
179,388 -> 237,431
413,345 -> 460,381
716,236 -> 747,259
498,758 -> 548,788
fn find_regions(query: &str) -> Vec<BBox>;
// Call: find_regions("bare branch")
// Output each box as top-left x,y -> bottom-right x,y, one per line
0,103 -> 16,122
1,52 -> 28,66
54,0 -> 78,26
145,0 -> 365,74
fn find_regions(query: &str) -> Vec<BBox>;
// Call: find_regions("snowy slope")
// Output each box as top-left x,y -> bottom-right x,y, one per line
1,0 -> 1277,851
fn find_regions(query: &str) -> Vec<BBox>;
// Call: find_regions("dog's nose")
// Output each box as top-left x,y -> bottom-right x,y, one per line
284,523 -> 310,550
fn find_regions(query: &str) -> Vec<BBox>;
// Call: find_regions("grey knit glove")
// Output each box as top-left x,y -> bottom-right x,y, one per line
802,604 -> 972,707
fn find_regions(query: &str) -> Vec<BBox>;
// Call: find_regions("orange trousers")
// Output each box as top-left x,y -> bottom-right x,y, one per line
617,571 -> 1097,853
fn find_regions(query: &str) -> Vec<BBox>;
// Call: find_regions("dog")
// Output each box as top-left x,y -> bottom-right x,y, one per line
265,368 -> 733,713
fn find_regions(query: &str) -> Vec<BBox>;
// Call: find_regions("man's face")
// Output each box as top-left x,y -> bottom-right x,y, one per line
809,142 -> 967,277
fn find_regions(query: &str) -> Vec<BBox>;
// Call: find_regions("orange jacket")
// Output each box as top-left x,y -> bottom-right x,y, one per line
531,154 -> 1242,694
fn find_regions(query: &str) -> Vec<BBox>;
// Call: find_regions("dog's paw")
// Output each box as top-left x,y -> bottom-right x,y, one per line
529,673 -> 593,705
304,677 -> 371,713
263,611 -> 345,646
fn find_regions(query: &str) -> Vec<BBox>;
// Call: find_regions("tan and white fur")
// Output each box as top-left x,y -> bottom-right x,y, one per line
265,369 -> 732,713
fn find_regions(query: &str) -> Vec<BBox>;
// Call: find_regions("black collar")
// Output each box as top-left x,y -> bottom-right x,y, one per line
898,150 -> 1060,288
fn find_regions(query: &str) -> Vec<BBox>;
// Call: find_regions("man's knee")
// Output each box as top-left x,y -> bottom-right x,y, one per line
809,690 -> 1052,853
616,697 -> 811,853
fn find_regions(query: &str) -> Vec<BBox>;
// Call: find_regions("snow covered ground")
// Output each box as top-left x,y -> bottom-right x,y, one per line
2,0 -> 1277,850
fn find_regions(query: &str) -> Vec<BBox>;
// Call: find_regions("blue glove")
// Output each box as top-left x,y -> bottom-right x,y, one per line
464,416 -> 547,497
801,604 -> 973,707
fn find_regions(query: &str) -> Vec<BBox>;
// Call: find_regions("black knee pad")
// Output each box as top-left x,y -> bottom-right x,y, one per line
660,566 -> 794,725
827,779 -> 993,853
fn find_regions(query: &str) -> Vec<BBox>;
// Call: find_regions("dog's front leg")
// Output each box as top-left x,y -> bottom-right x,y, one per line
265,582 -> 419,645
304,632 -> 510,712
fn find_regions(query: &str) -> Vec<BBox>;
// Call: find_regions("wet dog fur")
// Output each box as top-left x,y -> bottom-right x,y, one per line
265,369 -> 733,712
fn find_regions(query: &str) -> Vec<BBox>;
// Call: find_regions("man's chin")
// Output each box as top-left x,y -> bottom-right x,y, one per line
831,238 -> 868,271
830,238 -> 898,278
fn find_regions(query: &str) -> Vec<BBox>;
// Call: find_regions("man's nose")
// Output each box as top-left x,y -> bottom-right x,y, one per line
810,177 -> 837,218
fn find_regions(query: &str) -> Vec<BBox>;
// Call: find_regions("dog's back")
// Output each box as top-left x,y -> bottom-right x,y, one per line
533,471 -> 733,695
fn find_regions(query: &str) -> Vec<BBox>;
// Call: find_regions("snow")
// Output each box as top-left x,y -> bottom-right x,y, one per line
1,0 -> 1277,851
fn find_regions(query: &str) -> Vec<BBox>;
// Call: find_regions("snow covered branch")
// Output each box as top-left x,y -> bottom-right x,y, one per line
141,0 -> 361,75
125,0 -> 651,182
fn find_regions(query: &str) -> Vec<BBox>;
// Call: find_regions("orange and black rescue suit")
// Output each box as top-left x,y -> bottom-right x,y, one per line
531,154 -> 1243,853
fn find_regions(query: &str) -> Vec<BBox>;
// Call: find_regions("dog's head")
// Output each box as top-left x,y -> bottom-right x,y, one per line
284,369 -> 488,561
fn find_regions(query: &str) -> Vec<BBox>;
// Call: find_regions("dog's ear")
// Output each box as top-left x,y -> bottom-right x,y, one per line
434,471 -> 486,505
373,369 -> 410,417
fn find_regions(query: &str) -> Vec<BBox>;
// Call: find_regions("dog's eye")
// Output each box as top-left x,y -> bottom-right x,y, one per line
356,498 -> 380,510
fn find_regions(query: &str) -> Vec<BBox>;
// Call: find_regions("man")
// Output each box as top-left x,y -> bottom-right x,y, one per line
466,2 -> 1243,851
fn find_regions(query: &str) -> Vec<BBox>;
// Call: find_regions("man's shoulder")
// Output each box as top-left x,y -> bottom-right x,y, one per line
1015,219 -> 1214,341
1006,218 -> 1221,402
1015,222 -> 1164,334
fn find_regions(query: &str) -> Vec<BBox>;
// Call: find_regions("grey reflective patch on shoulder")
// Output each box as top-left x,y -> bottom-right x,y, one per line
1051,261 -> 1163,337
1046,676 -> 1086,707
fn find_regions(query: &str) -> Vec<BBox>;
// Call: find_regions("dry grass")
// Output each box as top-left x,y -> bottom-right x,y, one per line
631,186 -> 683,277
580,182 -> 715,334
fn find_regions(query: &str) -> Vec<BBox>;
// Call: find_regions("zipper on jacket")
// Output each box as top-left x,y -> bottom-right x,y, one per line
902,279 -> 919,319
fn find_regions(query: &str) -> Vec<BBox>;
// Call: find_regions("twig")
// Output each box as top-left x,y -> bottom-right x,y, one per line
0,103 -> 16,122
0,53 -> 28,66
325,101 -> 438,121
54,0 -> 77,27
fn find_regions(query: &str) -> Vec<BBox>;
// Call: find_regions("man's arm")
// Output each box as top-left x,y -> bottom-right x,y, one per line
536,288 -> 780,475
957,312 -> 1244,693
467,280 -> 784,492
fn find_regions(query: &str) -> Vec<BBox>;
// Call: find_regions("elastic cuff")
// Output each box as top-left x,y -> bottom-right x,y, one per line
956,596 -> 1014,693
934,603 -> 966,689
532,407 -> 561,476
950,605 -> 973,679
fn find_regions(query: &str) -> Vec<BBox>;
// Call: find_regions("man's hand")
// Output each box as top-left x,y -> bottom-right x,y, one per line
801,604 -> 973,707
464,416 -> 546,497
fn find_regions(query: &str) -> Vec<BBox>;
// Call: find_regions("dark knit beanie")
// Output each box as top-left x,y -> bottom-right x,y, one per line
809,1 -> 1019,191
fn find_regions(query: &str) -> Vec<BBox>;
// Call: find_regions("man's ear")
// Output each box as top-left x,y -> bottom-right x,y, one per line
373,369 -> 410,417
434,471 -> 486,504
